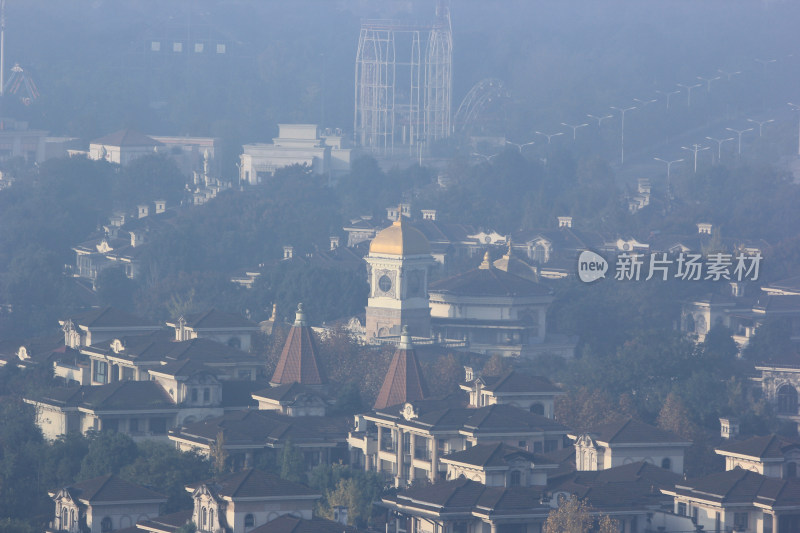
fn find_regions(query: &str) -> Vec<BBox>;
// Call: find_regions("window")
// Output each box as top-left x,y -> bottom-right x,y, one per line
228,337 -> 242,350
733,512 -> 748,531
129,418 -> 139,433
530,403 -> 545,415
202,508 -> 207,529
510,470 -> 521,487
93,361 -> 107,383
150,418 -> 167,435
661,458 -> 672,470
788,462 -> 797,478
778,385 -> 798,414
194,43 -> 204,53
191,389 -> 198,402
61,508 -> 68,529
101,517 -> 113,533
518,440 -> 527,449
102,419 -> 119,433
544,439 -> 559,453
237,369 -> 251,379
244,514 -> 254,528
203,388 -> 210,402
173,42 -> 183,53
764,513 -> 773,533
216,43 -> 226,54
677,502 -> 687,516
534,441 -> 543,453
150,41 -> 160,52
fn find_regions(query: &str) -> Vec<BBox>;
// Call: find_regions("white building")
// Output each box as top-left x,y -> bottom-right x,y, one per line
239,124 -> 351,184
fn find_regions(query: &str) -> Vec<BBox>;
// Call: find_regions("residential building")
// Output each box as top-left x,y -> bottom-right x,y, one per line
569,418 -> 691,475
167,309 -> 261,352
756,356 -> 800,430
661,468 -> 800,533
459,368 -> 565,418
439,442 -> 558,487
716,434 -> 800,478
239,124 -> 351,184
59,307 -> 162,349
47,474 -> 166,533
88,129 -> 163,166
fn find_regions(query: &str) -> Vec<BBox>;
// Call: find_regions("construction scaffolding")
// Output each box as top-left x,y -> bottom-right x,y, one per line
354,3 -> 452,156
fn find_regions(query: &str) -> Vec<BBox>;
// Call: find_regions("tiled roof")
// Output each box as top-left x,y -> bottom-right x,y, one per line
765,275 -> 800,295
61,474 -> 166,503
669,468 -> 800,508
33,381 -> 175,411
90,128 -> 162,147
441,442 -> 546,468
86,335 -> 256,366
249,515 -> 363,533
176,309 -> 258,330
64,306 -> 160,329
136,510 -> 193,533
429,266 -> 552,297
271,309 -> 326,386
252,382 -> 330,403
373,334 -> 428,410
219,380 -> 264,408
715,434 -> 800,460
472,370 -> 563,394
170,409 -> 349,447
584,418 -> 690,445
190,468 -> 319,499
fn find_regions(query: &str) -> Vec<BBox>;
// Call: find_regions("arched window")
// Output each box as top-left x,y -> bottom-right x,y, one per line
202,508 -> 207,529
533,244 -> 547,264
209,509 -> 214,529
530,403 -> 545,415
61,508 -> 68,529
778,385 -> 798,414
509,470 -> 521,487
661,458 -> 672,471
101,517 -> 113,533
787,462 -> 797,478
227,337 -> 241,349
244,514 -> 255,528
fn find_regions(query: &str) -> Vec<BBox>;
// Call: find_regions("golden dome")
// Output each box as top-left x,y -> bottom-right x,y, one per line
369,218 -> 431,256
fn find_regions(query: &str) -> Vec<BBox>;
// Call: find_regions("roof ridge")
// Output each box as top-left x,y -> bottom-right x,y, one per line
86,473 -> 115,500
230,468 -> 255,497
608,418 -> 633,442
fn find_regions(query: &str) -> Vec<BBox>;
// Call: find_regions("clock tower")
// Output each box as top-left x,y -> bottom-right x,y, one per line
365,216 -> 435,339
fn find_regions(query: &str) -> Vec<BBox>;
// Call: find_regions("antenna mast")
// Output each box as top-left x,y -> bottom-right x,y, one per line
1,0 -> 6,97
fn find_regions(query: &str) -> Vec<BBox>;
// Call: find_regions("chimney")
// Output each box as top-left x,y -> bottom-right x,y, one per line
154,200 -> 166,214
330,236 -> 340,250
386,207 -> 399,222
421,209 -> 437,221
333,506 -> 348,526
730,282 -> 745,298
283,246 -> 294,259
557,216 -> 572,228
697,223 -> 713,235
719,417 -> 739,440
137,204 -> 149,218
464,366 -> 474,382
130,230 -> 144,248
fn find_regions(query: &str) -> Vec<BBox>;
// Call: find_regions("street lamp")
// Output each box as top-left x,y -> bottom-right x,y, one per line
705,136 -> 735,164
717,69 -> 741,81
633,98 -> 657,108
681,144 -> 710,173
725,127 -> 754,155
655,89 -> 681,110
505,139 -> 536,152
697,75 -> 721,92
677,83 -> 703,107
746,118 -> 775,137
654,157 -> 684,183
535,131 -> 564,144
788,103 -> 800,156
755,58 -> 777,73
470,152 -> 500,163
610,105 -> 636,165
587,113 -> 613,126
561,122 -> 588,140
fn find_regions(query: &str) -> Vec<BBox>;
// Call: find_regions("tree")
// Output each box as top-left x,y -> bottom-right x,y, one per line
78,431 -> 138,480
280,439 -> 305,484
544,495 -> 618,533
211,431 -> 229,475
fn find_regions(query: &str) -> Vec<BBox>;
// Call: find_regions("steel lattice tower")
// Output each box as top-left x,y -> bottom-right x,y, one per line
354,2 -> 452,156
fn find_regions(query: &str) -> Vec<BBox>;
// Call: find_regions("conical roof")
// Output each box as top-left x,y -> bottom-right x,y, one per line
373,326 -> 428,409
270,304 -> 326,386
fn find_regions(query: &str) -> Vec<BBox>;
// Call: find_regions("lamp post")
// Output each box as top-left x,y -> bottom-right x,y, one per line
656,90 -> 681,110
505,140 -> 536,152
610,105 -> 636,165
586,113 -> 613,126
654,157 -> 684,183
697,75 -> 721,92
717,69 -> 741,81
705,136 -> 735,164
535,131 -> 564,144
788,103 -> 800,156
755,58 -> 777,73
725,127 -> 753,156
677,83 -> 703,107
746,118 -> 775,137
633,98 -> 657,108
561,122 -> 588,140
681,144 -> 710,173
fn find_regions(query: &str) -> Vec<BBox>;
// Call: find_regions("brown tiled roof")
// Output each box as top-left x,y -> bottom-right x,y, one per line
585,418 -> 690,445
61,474 -> 166,503
429,265 -> 552,297
189,468 -> 319,499
441,442 -> 547,468
252,382 -> 330,403
90,128 -> 162,147
669,468 -> 800,508
136,510 -> 193,533
373,335 -> 428,410
473,370 -> 563,394
175,309 -> 258,330
270,307 -> 325,386
33,381 -> 176,411
249,515 -> 364,533
716,434 -> 800,460
64,306 -> 160,329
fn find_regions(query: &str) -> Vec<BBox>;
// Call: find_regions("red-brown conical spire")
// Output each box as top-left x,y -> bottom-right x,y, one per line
373,326 -> 428,409
270,303 -> 326,386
